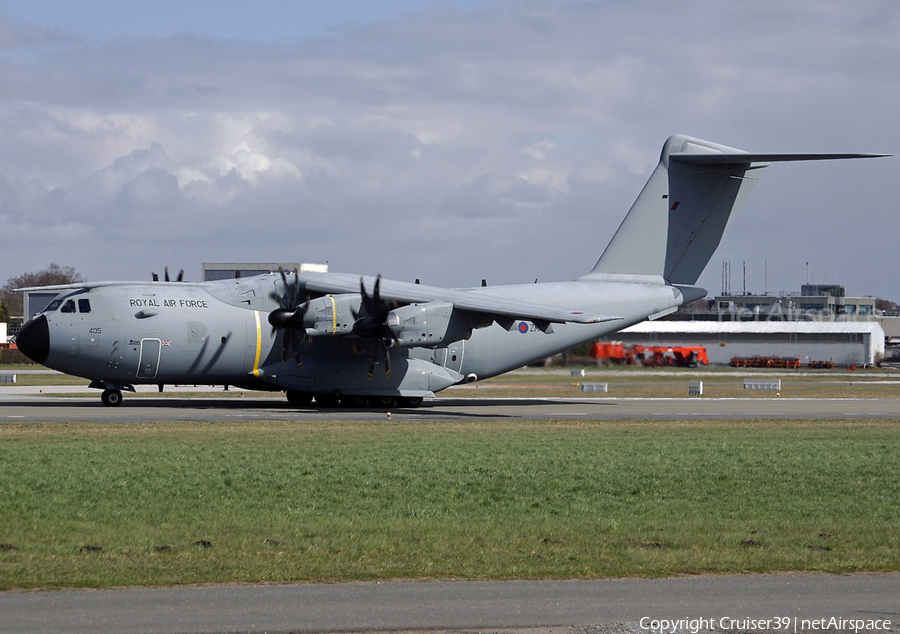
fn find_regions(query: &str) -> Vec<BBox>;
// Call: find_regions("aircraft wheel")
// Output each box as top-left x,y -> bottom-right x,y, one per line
314,393 -> 341,408
101,389 -> 123,407
341,395 -> 368,408
369,395 -> 396,408
286,390 -> 313,408
398,396 -> 423,408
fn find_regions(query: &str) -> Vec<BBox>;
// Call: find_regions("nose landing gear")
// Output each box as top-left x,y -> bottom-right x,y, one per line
101,389 -> 123,407
90,381 -> 134,406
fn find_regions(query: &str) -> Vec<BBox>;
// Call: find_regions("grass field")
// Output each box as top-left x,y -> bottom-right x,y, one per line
1,418 -> 898,590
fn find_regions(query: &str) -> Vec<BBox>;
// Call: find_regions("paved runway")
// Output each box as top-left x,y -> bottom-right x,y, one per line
3,390 -> 900,423
2,574 -> 899,634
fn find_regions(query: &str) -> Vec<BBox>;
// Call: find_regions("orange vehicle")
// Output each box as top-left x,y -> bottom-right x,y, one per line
591,342 -> 707,367
589,342 -> 630,364
636,345 -> 708,367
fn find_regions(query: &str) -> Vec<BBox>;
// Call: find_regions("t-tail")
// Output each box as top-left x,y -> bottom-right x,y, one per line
580,134 -> 887,287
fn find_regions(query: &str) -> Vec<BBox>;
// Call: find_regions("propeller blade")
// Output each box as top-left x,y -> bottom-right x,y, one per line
270,271 -> 311,367
269,290 -> 287,310
279,267 -> 291,307
373,274 -> 381,308
162,266 -> 185,282
288,330 -> 302,368
354,274 -> 397,379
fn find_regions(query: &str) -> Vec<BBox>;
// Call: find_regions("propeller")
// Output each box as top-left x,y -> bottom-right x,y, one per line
152,267 -> 185,282
267,267 -> 310,367
352,275 -> 399,379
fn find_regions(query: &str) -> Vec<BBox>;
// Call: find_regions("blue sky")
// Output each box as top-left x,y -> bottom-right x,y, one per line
1,1 -> 898,300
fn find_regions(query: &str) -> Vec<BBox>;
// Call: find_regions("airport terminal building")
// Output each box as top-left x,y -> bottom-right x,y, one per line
709,284 -> 876,320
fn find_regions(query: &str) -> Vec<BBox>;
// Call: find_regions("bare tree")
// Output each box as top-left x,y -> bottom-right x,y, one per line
2,263 -> 84,318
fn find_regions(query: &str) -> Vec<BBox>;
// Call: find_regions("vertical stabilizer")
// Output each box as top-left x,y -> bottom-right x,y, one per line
584,135 -> 764,285
583,135 -> 884,286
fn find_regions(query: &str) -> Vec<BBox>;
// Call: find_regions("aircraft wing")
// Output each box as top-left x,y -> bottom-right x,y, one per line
297,272 -> 620,325
15,281 -> 191,292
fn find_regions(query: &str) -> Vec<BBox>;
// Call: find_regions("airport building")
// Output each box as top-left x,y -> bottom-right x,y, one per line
694,284 -> 877,321
610,320 -> 885,367
23,291 -> 60,322
201,262 -> 314,281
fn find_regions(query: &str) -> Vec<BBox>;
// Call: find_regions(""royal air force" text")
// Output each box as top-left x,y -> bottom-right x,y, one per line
129,298 -> 209,309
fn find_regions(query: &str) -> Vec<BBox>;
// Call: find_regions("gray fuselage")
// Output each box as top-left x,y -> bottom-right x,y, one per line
30,273 -> 684,398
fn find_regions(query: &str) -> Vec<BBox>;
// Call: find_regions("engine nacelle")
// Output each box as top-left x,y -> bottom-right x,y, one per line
302,294 -> 361,336
387,302 -> 488,347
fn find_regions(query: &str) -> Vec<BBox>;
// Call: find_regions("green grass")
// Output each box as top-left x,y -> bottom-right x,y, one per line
0,373 -> 85,387
1,419 -> 898,590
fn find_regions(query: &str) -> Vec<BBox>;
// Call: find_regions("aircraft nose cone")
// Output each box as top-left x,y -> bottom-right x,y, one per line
16,314 -> 50,364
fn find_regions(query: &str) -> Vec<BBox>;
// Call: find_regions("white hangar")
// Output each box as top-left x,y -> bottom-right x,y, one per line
614,321 -> 885,367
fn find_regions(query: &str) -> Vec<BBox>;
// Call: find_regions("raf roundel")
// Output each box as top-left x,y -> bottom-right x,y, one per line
517,322 -> 529,334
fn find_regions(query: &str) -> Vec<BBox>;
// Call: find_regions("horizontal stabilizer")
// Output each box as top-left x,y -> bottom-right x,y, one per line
670,152 -> 890,165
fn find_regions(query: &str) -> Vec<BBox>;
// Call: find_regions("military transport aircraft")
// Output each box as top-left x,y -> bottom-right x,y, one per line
15,135 -> 888,407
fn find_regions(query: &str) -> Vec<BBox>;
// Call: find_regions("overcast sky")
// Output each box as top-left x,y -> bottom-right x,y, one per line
1,0 -> 897,300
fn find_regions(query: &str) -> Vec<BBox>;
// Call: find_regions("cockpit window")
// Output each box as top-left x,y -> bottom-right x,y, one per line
61,300 -> 76,313
45,299 -> 62,312
78,299 -> 91,313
